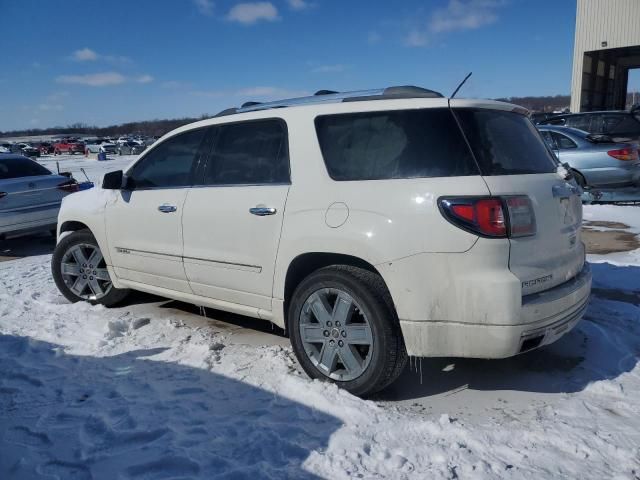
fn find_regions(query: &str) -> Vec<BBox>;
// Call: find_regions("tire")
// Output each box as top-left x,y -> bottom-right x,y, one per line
51,230 -> 130,307
288,265 -> 407,397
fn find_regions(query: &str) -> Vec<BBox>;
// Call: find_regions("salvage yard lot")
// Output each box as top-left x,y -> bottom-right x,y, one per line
0,155 -> 639,478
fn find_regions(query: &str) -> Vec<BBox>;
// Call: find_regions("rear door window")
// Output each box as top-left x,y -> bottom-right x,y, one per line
202,119 -> 289,185
0,157 -> 51,179
315,108 -> 478,181
455,109 -> 557,175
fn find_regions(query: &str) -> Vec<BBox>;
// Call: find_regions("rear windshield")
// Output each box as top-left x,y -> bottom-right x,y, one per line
315,108 -> 479,181
455,109 -> 558,175
0,157 -> 51,179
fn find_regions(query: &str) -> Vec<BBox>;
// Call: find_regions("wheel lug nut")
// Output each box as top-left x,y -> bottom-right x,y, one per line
335,321 -> 341,327
341,330 -> 347,337
93,271 -> 97,275
89,276 -> 93,280
82,275 -> 87,279
338,340 -> 344,347
323,330 -> 329,337
327,321 -> 332,327
329,340 -> 335,346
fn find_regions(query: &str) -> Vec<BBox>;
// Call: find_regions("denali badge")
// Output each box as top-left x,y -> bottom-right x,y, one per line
522,274 -> 553,288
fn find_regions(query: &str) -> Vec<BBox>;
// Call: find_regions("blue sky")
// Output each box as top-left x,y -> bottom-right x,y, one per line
0,0 -> 628,131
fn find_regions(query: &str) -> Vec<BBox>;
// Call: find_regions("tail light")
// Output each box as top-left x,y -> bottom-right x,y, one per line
57,180 -> 80,193
439,196 -> 536,238
607,147 -> 638,161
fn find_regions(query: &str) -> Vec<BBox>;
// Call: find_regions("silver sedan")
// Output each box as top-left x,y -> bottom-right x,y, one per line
0,154 -> 79,239
538,125 -> 640,188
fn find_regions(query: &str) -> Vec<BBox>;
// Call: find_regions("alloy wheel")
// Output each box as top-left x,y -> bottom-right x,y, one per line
299,288 -> 374,381
60,243 -> 112,300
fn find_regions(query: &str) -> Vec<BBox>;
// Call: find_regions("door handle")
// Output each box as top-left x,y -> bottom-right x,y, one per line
249,206 -> 277,216
158,204 -> 177,213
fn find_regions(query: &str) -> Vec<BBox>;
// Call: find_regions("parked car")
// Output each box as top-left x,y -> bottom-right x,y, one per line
530,112 -> 562,124
538,107 -> 640,141
51,86 -> 591,396
54,139 -> 85,155
538,125 -> 640,188
0,143 -> 12,153
36,142 -> 55,155
0,154 -> 79,239
17,143 -> 41,158
117,142 -> 146,155
85,138 -> 117,155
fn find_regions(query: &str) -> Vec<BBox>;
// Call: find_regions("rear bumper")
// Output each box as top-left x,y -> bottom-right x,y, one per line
398,263 -> 592,358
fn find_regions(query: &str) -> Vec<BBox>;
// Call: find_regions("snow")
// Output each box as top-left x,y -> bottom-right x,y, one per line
1,158 -> 639,478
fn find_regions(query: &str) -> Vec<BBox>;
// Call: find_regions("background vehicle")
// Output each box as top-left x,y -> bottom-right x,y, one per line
538,108 -> 640,141
0,154 -> 79,239
117,141 -> 146,155
54,139 -> 85,155
17,143 -> 41,158
84,138 -> 117,155
538,125 -> 640,188
51,87 -> 590,396
36,142 -> 55,155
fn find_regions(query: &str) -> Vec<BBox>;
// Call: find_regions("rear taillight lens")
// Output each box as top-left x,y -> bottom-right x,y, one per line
439,196 -> 536,238
607,147 -> 638,161
57,180 -> 80,193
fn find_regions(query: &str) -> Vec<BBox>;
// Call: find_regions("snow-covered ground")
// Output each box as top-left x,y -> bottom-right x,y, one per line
1,156 -> 639,479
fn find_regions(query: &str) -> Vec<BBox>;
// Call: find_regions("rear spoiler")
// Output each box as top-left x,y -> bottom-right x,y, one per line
585,133 -> 615,144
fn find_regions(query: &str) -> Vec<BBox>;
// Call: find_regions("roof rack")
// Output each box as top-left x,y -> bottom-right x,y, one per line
214,85 -> 443,117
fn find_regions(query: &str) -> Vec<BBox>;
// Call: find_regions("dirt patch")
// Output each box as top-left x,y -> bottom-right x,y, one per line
584,221 -> 631,230
581,228 -> 640,254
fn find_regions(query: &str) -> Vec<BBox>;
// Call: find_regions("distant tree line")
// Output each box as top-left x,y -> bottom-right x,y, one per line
3,92 -> 639,139
0,115 -> 210,139
494,95 -> 571,112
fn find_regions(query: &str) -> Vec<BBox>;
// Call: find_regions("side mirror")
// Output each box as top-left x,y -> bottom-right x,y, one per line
102,170 -> 124,190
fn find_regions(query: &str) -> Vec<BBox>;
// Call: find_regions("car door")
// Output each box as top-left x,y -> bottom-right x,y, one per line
104,127 -> 210,293
182,118 -> 290,312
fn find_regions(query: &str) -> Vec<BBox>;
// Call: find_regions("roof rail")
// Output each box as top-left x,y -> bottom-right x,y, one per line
214,85 -> 443,117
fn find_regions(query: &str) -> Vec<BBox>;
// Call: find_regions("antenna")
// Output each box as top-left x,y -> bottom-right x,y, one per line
450,72 -> 472,99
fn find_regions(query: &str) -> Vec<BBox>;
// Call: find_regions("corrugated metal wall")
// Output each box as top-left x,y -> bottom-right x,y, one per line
570,0 -> 640,111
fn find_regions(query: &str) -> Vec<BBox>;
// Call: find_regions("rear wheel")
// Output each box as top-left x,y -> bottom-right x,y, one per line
51,230 -> 130,307
288,265 -> 407,397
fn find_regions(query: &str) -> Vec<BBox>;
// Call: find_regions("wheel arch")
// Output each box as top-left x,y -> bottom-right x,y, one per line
282,252 -> 395,327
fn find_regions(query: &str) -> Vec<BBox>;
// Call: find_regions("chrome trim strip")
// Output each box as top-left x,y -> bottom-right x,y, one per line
115,247 -> 262,272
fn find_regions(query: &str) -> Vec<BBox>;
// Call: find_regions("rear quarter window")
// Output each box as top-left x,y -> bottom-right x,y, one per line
0,157 -> 51,180
314,108 -> 478,181
455,109 -> 558,175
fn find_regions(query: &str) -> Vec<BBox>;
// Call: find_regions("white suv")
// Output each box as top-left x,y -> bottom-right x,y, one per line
51,86 -> 592,396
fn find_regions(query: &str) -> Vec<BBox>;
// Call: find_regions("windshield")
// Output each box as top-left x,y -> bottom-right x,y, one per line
455,109 -> 558,175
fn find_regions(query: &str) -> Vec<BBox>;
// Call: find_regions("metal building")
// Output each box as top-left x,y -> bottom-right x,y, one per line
570,0 -> 640,112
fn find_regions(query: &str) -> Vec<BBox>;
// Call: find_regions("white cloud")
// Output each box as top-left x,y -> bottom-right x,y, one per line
194,0 -> 214,16
227,2 -> 279,25
70,48 -> 131,64
136,74 -> 154,84
405,0 -> 507,47
429,0 -> 505,34
56,72 -> 126,87
311,64 -> 348,73
404,30 -> 429,47
287,0 -> 310,10
38,103 -> 64,111
367,31 -> 381,45
72,48 -> 98,61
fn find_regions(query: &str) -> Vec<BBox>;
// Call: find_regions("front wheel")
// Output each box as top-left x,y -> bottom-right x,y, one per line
288,265 -> 407,397
51,230 -> 130,307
